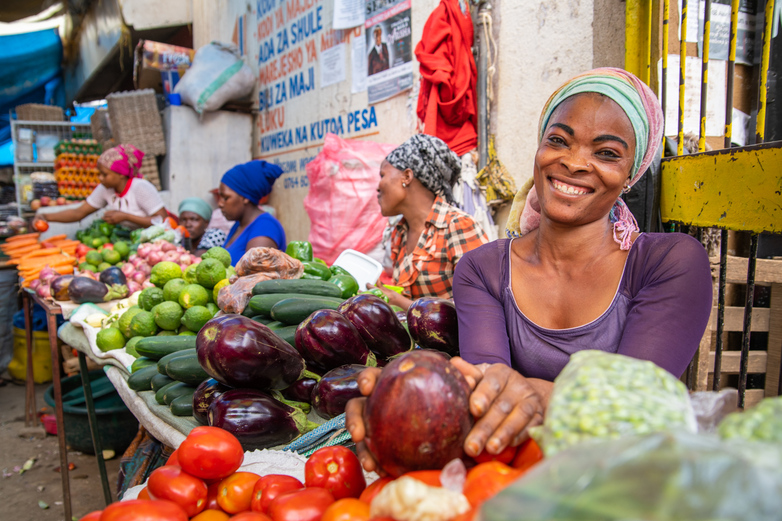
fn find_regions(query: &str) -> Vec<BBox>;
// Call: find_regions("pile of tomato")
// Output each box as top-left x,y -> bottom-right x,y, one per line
79,427 -> 543,521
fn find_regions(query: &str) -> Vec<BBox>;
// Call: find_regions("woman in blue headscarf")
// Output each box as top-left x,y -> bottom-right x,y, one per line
219,160 -> 286,265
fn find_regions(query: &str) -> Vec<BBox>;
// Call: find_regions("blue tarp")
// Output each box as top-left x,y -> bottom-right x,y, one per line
0,27 -> 65,167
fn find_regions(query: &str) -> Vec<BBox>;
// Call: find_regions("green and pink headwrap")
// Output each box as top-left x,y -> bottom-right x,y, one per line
506,68 -> 664,250
97,144 -> 145,179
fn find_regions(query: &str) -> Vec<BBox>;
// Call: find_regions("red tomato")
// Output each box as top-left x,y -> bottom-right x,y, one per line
191,511 -> 231,521
79,511 -> 102,521
147,465 -> 209,517
358,477 -> 392,505
99,499 -> 188,521
167,449 -> 180,467
267,487 -> 335,521
250,475 -> 304,514
178,426 -> 245,481
401,470 -> 441,487
34,219 -> 49,232
137,487 -> 151,500
321,498 -> 371,521
305,446 -> 366,500
206,481 -> 224,511
463,461 -> 522,508
217,472 -> 261,514
229,513 -> 273,521
473,444 -> 518,465
511,439 -> 544,473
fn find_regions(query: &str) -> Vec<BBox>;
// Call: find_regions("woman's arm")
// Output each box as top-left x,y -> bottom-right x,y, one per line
246,236 -> 278,250
37,201 -> 96,223
103,207 -> 168,227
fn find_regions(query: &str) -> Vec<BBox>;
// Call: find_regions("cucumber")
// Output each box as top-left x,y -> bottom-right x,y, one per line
157,349 -> 197,375
252,316 -> 274,325
136,335 -> 197,360
242,305 -> 260,318
170,393 -> 195,416
248,293 -> 334,317
252,279 -> 344,298
151,373 -> 175,393
274,325 -> 298,347
127,365 -> 160,392
266,321 -> 285,330
155,381 -> 179,404
131,357 -> 156,373
166,354 -> 210,386
270,297 -> 343,325
163,382 -> 196,406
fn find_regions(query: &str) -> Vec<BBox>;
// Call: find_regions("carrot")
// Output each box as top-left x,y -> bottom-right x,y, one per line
6,246 -> 41,257
20,248 -> 61,260
2,238 -> 39,249
45,234 -> 68,243
5,233 -> 40,242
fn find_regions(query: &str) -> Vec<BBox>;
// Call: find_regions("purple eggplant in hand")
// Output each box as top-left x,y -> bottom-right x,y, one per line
338,294 -> 413,359
311,364 -> 366,420
208,388 -> 317,450
295,309 -> 377,371
192,378 -> 231,425
407,297 -> 459,356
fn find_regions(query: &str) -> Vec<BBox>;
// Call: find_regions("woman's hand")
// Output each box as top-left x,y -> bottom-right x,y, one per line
102,210 -> 126,224
370,283 -> 412,310
344,367 -> 383,473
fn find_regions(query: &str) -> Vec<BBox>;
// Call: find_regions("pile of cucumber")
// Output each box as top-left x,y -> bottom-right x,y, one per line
126,335 -> 209,417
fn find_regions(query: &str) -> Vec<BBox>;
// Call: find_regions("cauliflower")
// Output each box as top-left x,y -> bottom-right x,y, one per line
369,476 -> 470,521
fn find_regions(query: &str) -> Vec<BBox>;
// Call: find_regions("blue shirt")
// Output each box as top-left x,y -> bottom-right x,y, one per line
223,213 -> 287,265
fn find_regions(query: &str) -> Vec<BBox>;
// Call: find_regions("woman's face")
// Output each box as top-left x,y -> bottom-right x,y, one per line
98,164 -> 124,190
377,160 -> 407,216
179,211 -> 209,241
218,183 -> 247,221
534,93 -> 636,228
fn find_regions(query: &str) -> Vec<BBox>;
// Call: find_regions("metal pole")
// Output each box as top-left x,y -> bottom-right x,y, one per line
677,0 -> 688,155
662,0 -> 670,119
48,310 -> 72,521
724,0 -> 740,149
698,0 -> 712,152
78,353 -> 113,506
475,0 -> 491,170
738,234 -> 759,407
756,0 -> 775,142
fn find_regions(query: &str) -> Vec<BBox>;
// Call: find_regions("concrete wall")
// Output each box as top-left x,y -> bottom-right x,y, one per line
121,0 -> 193,30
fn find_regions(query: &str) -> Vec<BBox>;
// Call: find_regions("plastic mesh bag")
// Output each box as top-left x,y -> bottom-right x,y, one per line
482,432 -> 782,521
718,395 -> 782,443
531,351 -> 696,457
218,248 -> 303,313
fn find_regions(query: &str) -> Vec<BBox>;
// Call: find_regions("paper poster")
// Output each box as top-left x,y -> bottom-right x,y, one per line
679,0 -> 701,42
365,0 -> 414,104
351,31 -> 368,93
321,43 -> 347,87
658,55 -> 727,137
731,107 -> 750,146
697,0 -> 732,60
334,0 -> 366,29
736,0 -> 757,65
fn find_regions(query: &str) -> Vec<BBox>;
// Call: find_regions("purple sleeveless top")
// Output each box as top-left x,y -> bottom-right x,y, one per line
452,233 -> 713,379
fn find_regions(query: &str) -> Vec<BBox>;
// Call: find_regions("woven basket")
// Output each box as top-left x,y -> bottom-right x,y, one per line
15,104 -> 64,122
106,89 -> 166,156
90,108 -> 115,150
140,156 -> 162,190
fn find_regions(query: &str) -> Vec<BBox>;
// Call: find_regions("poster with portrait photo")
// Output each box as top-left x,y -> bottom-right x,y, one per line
365,0 -> 413,104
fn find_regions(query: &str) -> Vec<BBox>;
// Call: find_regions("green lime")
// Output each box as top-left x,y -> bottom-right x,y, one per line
213,278 -> 230,303
96,328 -> 126,352
163,278 -> 187,302
125,336 -> 143,357
205,303 -> 219,316
79,262 -> 98,273
178,330 -> 197,336
183,263 -> 199,284
117,306 -> 143,338
114,241 -> 130,259
129,310 -> 158,337
181,305 -> 213,333
156,330 -> 177,336
90,237 -> 104,249
150,261 -> 182,288
152,301 -> 184,331
201,247 -> 232,268
179,284 -> 209,309
196,258 -> 226,289
85,250 -> 103,266
102,249 -> 122,265
97,262 -> 112,272
139,287 -> 165,311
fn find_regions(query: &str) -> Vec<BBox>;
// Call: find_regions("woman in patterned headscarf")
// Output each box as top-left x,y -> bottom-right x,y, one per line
346,69 -> 713,473
375,134 -> 489,310
35,144 -> 167,229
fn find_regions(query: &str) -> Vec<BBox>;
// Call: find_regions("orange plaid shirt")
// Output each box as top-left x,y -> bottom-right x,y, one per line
390,195 -> 489,299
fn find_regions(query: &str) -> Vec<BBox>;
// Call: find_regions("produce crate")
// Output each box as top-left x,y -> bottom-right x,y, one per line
691,255 -> 782,408
106,89 -> 166,156
15,104 -> 64,122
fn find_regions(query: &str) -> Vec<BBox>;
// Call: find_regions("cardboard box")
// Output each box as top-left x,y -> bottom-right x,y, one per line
133,40 -> 195,94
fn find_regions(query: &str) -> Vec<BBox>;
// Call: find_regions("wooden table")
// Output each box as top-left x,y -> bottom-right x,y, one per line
22,291 -> 112,520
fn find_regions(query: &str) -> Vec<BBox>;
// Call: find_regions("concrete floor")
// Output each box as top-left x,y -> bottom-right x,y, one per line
0,376 -> 122,521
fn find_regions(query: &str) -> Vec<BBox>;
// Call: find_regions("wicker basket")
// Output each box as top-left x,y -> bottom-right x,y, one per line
90,108 -> 115,150
140,156 -> 162,190
15,104 -> 64,122
106,89 -> 166,156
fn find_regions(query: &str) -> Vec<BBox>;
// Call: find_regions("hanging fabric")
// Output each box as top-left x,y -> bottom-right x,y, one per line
476,135 -> 517,206
452,152 -> 497,241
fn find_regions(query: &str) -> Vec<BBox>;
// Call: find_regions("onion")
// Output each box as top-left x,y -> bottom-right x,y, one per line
162,251 -> 179,263
131,271 -> 147,284
142,280 -> 155,289
128,253 -> 138,263
161,241 -> 177,253
39,266 -> 59,285
30,279 -> 41,290
148,251 -> 163,265
36,285 -> 51,299
136,262 -> 152,276
137,243 -> 152,258
179,254 -> 193,266
121,263 -> 135,276
79,270 -> 97,280
127,280 -> 142,294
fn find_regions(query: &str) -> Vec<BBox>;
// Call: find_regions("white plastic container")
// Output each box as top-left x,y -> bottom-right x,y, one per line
331,249 -> 383,291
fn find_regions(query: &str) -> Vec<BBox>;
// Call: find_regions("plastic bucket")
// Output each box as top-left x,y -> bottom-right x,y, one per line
44,370 -> 139,454
8,328 -> 53,383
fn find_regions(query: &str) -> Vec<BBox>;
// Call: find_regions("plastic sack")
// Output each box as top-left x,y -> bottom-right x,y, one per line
482,432 -> 782,521
218,248 -> 303,313
718,395 -> 782,443
303,133 -> 396,265
531,351 -> 696,457
173,42 -> 255,114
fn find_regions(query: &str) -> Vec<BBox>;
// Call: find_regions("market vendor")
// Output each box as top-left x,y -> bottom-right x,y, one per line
374,134 -> 489,310
178,197 -> 226,256
347,68 -> 713,471
34,144 -> 167,230
219,160 -> 286,265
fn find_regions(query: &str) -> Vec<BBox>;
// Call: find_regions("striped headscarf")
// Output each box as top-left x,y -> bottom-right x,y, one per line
97,144 -> 145,179
506,68 -> 664,250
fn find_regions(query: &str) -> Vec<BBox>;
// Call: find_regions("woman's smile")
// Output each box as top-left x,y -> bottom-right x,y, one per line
549,177 -> 593,196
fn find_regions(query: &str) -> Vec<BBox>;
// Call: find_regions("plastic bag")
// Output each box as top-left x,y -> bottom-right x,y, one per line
481,432 -> 782,521
531,351 -> 696,457
303,133 -> 396,265
173,42 -> 255,114
718,395 -> 782,443
218,248 -> 303,313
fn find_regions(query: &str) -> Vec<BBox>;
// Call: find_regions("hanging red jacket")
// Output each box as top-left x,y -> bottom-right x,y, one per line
415,0 -> 478,156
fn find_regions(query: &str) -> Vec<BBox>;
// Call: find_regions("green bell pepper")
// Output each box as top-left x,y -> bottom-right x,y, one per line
329,265 -> 352,277
302,261 -> 332,281
359,288 -> 389,302
328,274 -> 359,299
98,222 -> 115,237
286,241 -> 313,262
313,257 -> 328,265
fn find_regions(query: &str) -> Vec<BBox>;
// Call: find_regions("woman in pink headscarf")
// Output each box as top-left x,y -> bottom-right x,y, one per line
36,144 -> 167,229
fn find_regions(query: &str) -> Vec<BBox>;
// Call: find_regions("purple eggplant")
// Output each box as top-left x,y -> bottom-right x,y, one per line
99,266 -> 127,286
311,364 -> 366,420
192,378 -> 231,425
407,298 -> 459,356
196,314 -> 315,390
67,276 -> 127,303
295,310 -> 377,371
208,388 -> 317,450
338,294 -> 413,359
50,275 -> 75,301
281,376 -> 319,404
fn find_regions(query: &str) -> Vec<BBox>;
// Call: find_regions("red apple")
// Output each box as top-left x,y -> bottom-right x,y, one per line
40,196 -> 51,206
56,197 -> 67,205
30,200 -> 41,211
48,200 -> 58,206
